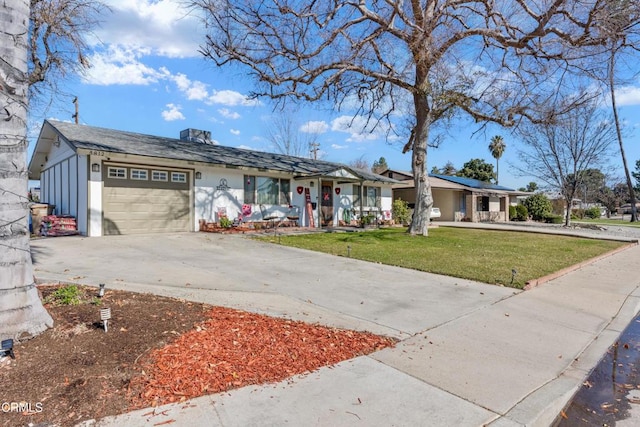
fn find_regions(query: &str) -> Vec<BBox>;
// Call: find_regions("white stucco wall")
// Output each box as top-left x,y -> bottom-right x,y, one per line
76,155 -> 88,235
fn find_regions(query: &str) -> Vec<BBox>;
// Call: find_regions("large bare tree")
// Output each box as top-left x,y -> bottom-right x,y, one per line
1,0 -> 104,341
191,0 -> 608,236
515,100 -> 616,226
265,112 -> 319,158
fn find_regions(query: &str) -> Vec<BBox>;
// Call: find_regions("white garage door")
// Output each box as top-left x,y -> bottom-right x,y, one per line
103,164 -> 191,235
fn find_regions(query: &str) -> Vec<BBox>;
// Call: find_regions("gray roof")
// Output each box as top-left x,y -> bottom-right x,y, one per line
431,174 -> 515,191
36,120 -> 398,184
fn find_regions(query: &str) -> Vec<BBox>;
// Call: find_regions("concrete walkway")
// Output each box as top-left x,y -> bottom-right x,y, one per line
30,224 -> 640,427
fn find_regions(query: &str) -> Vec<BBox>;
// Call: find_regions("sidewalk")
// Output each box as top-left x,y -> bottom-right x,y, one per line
31,227 -> 640,427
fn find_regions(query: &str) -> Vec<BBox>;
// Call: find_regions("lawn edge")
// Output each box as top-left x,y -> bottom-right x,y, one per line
523,241 -> 639,290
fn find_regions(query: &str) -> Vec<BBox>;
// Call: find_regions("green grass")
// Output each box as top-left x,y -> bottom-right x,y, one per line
44,284 -> 82,305
575,218 -> 640,228
259,227 -> 626,289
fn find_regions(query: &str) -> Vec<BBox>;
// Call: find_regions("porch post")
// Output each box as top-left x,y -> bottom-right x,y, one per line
317,177 -> 321,229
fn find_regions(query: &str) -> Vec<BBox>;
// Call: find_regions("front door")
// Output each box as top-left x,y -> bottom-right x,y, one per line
321,181 -> 333,226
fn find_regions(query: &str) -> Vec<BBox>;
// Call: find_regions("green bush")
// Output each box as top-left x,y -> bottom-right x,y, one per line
544,214 -> 564,224
219,216 -> 232,228
508,205 -> 517,221
392,199 -> 411,225
571,208 -> 584,219
523,194 -> 552,221
515,204 -> 528,221
45,285 -> 81,306
584,207 -> 601,219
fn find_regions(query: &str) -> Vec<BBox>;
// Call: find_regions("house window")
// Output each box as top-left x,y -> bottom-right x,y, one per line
244,175 -> 290,205
353,185 -> 380,207
366,186 -> 380,207
130,169 -> 148,180
171,172 -> 187,183
477,196 -> 489,211
244,176 -> 256,204
152,170 -> 168,181
108,167 -> 126,179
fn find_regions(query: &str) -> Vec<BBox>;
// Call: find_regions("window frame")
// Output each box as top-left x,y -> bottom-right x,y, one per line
353,185 -> 380,208
244,175 -> 290,205
130,168 -> 148,181
108,167 -> 127,179
171,172 -> 187,183
151,170 -> 169,182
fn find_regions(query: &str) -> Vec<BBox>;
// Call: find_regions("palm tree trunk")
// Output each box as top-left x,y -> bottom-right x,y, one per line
0,0 -> 53,341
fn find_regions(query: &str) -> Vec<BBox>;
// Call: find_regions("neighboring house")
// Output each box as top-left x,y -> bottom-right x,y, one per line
384,169 -> 525,222
28,120 -> 398,236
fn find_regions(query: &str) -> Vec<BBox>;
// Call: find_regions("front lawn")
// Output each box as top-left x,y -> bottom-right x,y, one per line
261,227 -> 626,288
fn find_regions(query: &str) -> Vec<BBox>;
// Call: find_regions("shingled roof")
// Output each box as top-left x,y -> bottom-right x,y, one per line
30,120 -> 398,184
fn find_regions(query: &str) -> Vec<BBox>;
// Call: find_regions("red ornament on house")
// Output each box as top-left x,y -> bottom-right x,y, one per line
296,186 -> 304,194
335,187 -> 341,195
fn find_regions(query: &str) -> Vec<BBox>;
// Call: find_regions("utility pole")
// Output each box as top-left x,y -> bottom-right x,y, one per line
309,142 -> 320,160
72,97 -> 79,124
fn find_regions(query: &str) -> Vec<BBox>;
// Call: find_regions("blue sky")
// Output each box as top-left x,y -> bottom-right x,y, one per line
29,0 -> 640,191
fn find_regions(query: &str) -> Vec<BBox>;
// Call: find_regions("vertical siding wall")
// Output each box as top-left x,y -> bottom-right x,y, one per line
39,155 -> 80,218
38,140 -> 88,234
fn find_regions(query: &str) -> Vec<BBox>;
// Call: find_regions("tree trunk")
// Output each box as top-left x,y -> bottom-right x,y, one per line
408,92 -> 433,236
564,197 -> 572,226
0,0 -> 53,341
608,46 -> 638,222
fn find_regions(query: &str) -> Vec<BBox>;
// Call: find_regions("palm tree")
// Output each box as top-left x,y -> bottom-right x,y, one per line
0,0 -> 54,341
489,135 -> 506,184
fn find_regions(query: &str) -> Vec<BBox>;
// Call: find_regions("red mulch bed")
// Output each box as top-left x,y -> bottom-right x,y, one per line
0,284 -> 394,427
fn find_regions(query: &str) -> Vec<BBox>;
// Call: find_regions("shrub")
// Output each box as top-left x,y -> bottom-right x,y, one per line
515,204 -> 528,221
584,206 -> 601,219
508,205 -> 517,221
523,194 -> 552,221
45,285 -> 82,306
544,214 -> 564,224
392,199 -> 411,225
219,216 -> 232,228
571,208 -> 584,219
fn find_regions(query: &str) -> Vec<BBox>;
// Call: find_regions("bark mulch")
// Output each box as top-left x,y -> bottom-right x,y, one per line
0,284 -> 395,427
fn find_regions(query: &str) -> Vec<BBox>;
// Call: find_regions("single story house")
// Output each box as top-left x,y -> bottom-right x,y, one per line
28,120 -> 398,236
382,169 -> 526,222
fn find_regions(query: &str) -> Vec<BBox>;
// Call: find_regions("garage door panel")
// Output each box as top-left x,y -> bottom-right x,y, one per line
102,166 -> 191,235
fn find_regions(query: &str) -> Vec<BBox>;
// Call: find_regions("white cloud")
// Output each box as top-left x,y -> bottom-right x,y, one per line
615,86 -> 640,106
209,90 -> 261,107
331,144 -> 349,150
92,0 -> 201,58
173,73 -> 209,101
230,129 -> 241,135
82,46 -> 166,85
219,108 -> 241,119
331,115 -> 381,142
161,103 -> 185,121
237,145 -> 254,150
300,120 -> 329,134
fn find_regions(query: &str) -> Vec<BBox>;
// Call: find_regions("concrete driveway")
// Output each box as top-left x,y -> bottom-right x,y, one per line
31,232 -> 513,339
30,231 -> 640,426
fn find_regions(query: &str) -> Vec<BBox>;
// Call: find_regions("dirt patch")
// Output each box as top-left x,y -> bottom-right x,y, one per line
0,284 -> 394,427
